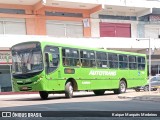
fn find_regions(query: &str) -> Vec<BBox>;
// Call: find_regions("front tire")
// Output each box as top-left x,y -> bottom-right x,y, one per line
65,82 -> 73,98
39,91 -> 48,100
114,80 -> 126,94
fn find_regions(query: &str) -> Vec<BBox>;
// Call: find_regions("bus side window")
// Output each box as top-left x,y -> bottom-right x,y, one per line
138,56 -> 145,70
80,50 -> 96,67
44,46 -> 60,74
62,48 -> 80,67
96,52 -> 108,68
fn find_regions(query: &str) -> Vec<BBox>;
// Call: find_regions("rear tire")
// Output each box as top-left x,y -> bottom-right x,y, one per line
135,88 -> 140,92
65,82 -> 73,98
114,80 -> 126,94
93,90 -> 105,96
153,88 -> 157,91
39,91 -> 48,100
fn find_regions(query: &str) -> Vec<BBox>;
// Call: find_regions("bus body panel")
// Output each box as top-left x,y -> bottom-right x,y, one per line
11,40 -> 147,94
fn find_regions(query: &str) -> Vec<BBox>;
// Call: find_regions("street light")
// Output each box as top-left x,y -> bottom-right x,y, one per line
136,38 -> 151,94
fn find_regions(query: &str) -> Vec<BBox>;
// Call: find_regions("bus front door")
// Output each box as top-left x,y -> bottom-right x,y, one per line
44,46 -> 60,90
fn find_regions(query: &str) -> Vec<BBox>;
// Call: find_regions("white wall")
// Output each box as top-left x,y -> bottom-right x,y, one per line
131,22 -> 138,38
145,25 -> 160,38
0,34 -> 159,49
91,19 -> 100,37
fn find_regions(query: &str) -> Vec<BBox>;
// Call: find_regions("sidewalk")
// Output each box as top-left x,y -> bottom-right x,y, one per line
118,90 -> 160,102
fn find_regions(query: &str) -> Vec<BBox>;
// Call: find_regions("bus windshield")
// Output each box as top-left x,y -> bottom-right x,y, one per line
12,42 -> 43,75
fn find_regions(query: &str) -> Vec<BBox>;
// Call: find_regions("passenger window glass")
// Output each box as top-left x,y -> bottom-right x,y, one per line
96,52 -> 108,68
138,56 -> 145,70
129,56 -> 137,70
108,53 -> 118,69
44,46 -> 59,74
80,50 -> 96,67
62,48 -> 80,67
119,54 -> 128,69
156,77 -> 160,81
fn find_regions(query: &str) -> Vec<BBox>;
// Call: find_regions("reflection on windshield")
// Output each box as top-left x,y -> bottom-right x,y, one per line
12,43 -> 43,74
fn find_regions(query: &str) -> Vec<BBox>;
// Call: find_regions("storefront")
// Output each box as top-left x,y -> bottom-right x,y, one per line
46,20 -> 83,37
0,18 -> 26,35
0,50 -> 12,92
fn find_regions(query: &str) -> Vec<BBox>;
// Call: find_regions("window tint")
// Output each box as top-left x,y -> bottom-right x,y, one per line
157,77 -> 160,81
151,76 -> 160,81
96,52 -> 108,68
138,56 -> 145,70
108,53 -> 118,68
119,54 -> 128,69
138,57 -> 145,63
62,48 -> 80,67
129,56 -> 136,62
119,55 -> 128,62
44,46 -> 59,74
80,50 -> 96,67
129,56 -> 137,70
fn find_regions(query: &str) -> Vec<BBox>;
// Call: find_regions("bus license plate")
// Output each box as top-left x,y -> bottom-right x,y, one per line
21,86 -> 28,90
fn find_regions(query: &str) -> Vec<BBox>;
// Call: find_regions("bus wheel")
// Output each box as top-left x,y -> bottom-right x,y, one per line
39,91 -> 48,100
65,82 -> 73,98
135,88 -> 140,92
93,90 -> 105,95
114,80 -> 126,94
153,88 -> 157,91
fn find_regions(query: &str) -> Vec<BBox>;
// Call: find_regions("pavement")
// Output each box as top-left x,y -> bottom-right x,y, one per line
0,90 -> 160,102
118,89 -> 160,102
0,91 -> 38,95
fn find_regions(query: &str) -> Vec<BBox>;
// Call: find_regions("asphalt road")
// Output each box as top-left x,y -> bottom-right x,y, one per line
0,90 -> 160,120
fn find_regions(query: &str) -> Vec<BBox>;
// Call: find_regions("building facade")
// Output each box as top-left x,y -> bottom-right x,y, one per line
0,0 -> 160,92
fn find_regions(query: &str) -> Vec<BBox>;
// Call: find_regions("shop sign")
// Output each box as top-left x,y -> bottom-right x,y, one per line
0,51 -> 12,64
150,15 -> 160,21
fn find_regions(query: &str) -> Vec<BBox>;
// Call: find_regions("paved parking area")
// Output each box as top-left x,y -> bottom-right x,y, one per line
118,90 -> 160,102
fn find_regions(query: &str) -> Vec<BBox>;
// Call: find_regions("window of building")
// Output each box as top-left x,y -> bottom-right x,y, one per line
100,22 -> 131,38
45,11 -> 82,18
46,20 -> 83,37
0,18 -> 26,35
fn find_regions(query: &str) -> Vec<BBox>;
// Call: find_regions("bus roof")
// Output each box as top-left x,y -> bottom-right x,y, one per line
16,40 -> 146,56
41,41 -> 146,56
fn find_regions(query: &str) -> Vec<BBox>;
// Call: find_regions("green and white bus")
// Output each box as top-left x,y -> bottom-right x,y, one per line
11,40 -> 147,99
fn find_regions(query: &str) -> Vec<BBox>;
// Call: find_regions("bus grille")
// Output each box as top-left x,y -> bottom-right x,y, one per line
17,82 -> 33,85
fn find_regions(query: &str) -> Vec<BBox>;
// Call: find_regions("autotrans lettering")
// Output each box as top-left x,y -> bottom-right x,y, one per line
89,70 -> 116,76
